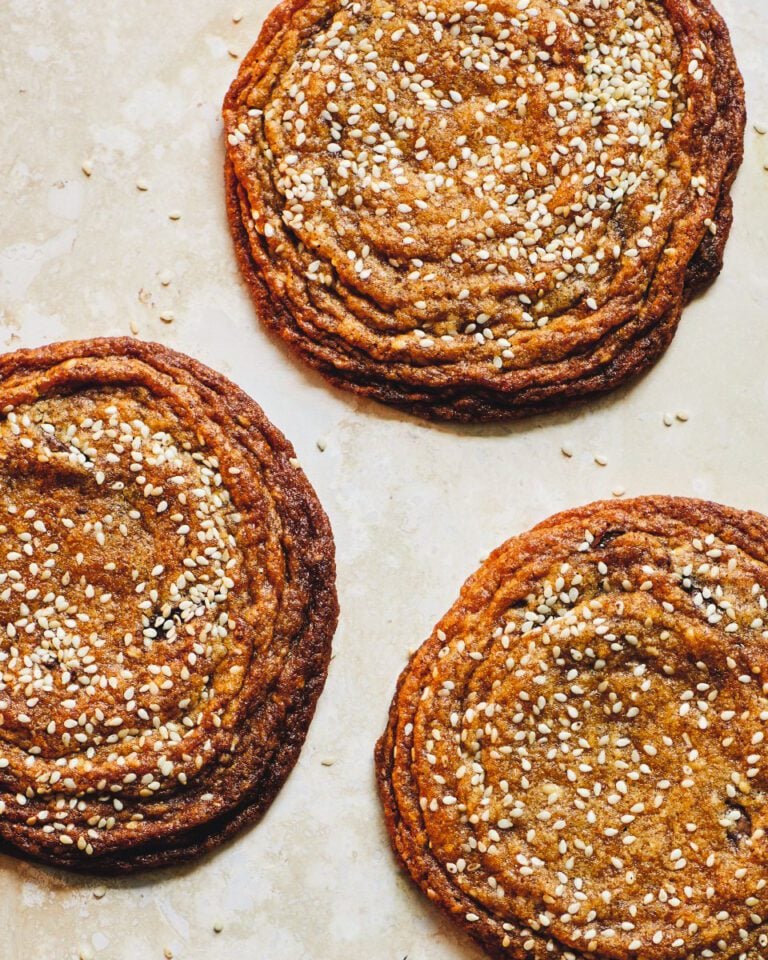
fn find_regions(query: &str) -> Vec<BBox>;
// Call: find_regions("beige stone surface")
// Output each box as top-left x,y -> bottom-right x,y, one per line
0,1 -> 767,958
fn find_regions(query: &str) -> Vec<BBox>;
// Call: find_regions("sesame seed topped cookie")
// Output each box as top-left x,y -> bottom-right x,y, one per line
0,339 -> 337,873
377,497 -> 768,958
224,0 -> 744,421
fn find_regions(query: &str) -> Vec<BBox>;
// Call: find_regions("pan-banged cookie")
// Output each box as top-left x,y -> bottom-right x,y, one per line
0,338 -> 337,873
377,497 -> 768,959
223,0 -> 745,422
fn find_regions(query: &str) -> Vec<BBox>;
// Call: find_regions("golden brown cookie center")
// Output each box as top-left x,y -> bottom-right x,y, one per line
233,0 -> 687,364
0,387 -> 249,849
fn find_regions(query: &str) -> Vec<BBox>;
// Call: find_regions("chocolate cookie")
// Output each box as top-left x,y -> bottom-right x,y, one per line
377,497 -> 768,958
0,338 -> 337,873
223,0 -> 745,422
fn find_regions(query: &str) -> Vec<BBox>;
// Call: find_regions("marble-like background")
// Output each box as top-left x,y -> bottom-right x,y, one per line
1,1 -> 767,957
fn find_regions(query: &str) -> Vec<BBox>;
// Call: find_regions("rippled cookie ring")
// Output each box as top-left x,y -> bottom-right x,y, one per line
0,339 -> 337,873
224,0 -> 744,422
377,497 -> 768,958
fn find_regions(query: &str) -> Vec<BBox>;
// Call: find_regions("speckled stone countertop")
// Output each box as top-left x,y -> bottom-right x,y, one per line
1,1 -> 767,958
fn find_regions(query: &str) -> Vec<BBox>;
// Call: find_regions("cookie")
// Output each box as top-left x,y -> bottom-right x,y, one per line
223,0 -> 744,422
377,497 -> 768,958
0,338 -> 337,873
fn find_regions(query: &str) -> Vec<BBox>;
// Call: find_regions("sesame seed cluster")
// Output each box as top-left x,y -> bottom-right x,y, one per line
0,339 -> 337,872
224,0 -> 744,420
377,498 -> 768,959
